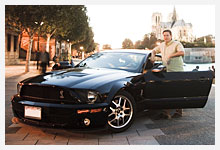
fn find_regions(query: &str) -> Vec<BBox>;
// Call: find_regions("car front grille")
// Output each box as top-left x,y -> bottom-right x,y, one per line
20,85 -> 82,104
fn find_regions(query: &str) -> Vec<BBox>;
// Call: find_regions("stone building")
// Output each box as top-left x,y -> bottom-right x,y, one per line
5,27 -> 20,65
152,7 -> 195,42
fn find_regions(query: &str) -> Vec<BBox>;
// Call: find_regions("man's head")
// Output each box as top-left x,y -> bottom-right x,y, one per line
163,30 -> 172,43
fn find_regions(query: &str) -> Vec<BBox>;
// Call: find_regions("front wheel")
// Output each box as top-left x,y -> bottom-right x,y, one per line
107,91 -> 136,132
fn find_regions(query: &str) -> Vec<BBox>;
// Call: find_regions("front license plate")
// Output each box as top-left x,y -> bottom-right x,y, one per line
24,106 -> 41,120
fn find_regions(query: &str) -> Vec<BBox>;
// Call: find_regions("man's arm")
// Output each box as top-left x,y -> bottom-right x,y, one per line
151,46 -> 160,62
150,50 -> 156,62
168,51 -> 184,59
168,42 -> 184,59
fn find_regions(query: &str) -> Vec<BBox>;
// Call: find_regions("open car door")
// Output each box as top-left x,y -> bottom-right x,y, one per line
142,70 -> 214,109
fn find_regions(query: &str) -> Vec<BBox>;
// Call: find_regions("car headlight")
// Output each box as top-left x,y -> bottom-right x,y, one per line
17,83 -> 23,95
87,91 -> 99,104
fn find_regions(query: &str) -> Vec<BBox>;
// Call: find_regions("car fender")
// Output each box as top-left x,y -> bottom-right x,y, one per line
106,80 -> 129,103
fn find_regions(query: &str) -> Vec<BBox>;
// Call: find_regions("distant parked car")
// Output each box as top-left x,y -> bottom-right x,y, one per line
59,61 -> 72,68
52,60 -> 74,70
11,49 -> 214,132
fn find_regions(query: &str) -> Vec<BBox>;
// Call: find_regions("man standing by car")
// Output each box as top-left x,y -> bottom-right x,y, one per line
151,29 -> 185,119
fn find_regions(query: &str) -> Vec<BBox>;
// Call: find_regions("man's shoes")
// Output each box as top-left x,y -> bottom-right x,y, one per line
172,113 -> 182,118
153,113 -> 171,120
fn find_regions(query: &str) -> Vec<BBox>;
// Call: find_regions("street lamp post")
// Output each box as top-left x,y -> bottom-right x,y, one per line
67,39 -> 72,60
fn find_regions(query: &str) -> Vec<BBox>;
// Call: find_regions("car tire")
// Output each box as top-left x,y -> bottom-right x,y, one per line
107,90 -> 136,133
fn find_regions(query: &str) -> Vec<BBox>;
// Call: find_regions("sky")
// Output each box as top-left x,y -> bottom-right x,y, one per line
86,5 -> 215,49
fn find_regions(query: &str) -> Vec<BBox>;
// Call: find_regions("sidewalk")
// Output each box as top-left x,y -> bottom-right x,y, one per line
5,65 -> 44,79
17,59 -> 82,66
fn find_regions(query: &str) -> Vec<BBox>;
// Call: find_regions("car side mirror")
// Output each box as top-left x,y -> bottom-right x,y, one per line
152,65 -> 166,73
152,68 -> 162,73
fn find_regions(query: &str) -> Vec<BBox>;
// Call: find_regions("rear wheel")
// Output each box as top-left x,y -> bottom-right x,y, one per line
107,91 -> 136,132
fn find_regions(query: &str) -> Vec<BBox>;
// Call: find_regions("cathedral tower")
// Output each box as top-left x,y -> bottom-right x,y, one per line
152,12 -> 162,39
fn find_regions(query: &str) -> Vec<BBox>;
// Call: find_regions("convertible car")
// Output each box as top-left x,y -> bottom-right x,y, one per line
11,49 -> 214,132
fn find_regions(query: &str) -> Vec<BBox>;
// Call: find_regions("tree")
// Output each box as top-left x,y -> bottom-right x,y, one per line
122,38 -> 134,49
182,35 -> 215,48
102,44 -> 112,50
6,5 -> 94,71
61,6 -> 93,55
79,27 -> 96,53
148,33 -> 158,49
141,34 -> 150,49
6,5 -> 46,72
37,6 -> 63,53
134,40 -> 145,49
72,26 -> 96,55
181,41 -> 194,48
50,6 -> 94,60
56,7 -> 89,46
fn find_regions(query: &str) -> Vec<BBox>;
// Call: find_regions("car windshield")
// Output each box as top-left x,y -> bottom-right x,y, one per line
77,52 -> 146,72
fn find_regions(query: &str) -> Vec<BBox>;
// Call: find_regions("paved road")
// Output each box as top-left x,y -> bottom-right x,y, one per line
5,65 -> 215,145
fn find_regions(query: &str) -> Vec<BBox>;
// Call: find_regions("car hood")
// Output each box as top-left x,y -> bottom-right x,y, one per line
23,68 -> 139,89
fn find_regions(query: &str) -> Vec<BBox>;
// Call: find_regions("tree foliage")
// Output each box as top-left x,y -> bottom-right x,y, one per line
55,6 -> 89,42
5,5 -> 43,36
133,33 -> 158,50
6,5 -> 47,72
141,34 -> 150,48
122,38 -> 134,49
182,35 -> 215,48
102,44 -> 112,50
181,41 -> 215,48
5,5 -> 95,71
148,33 -> 157,49
73,27 -> 96,53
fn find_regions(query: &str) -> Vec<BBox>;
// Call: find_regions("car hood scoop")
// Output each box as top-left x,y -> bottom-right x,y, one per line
24,68 -> 137,89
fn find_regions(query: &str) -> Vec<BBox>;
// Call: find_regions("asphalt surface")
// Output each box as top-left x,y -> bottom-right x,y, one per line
5,65 -> 215,145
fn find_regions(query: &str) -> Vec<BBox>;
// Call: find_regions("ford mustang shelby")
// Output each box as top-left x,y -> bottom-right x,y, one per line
11,49 -> 214,132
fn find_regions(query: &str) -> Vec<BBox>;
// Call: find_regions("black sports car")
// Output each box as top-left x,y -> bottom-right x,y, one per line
11,49 -> 214,132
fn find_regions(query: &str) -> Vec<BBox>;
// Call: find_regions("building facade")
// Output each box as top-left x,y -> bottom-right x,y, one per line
152,7 -> 195,42
5,28 -> 56,65
20,31 -> 56,60
5,28 -> 20,65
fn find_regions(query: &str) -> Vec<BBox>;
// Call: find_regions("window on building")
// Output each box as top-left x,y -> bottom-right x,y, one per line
14,36 -> 18,52
7,34 -> 11,51
184,30 -> 187,36
179,30 -> 182,36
